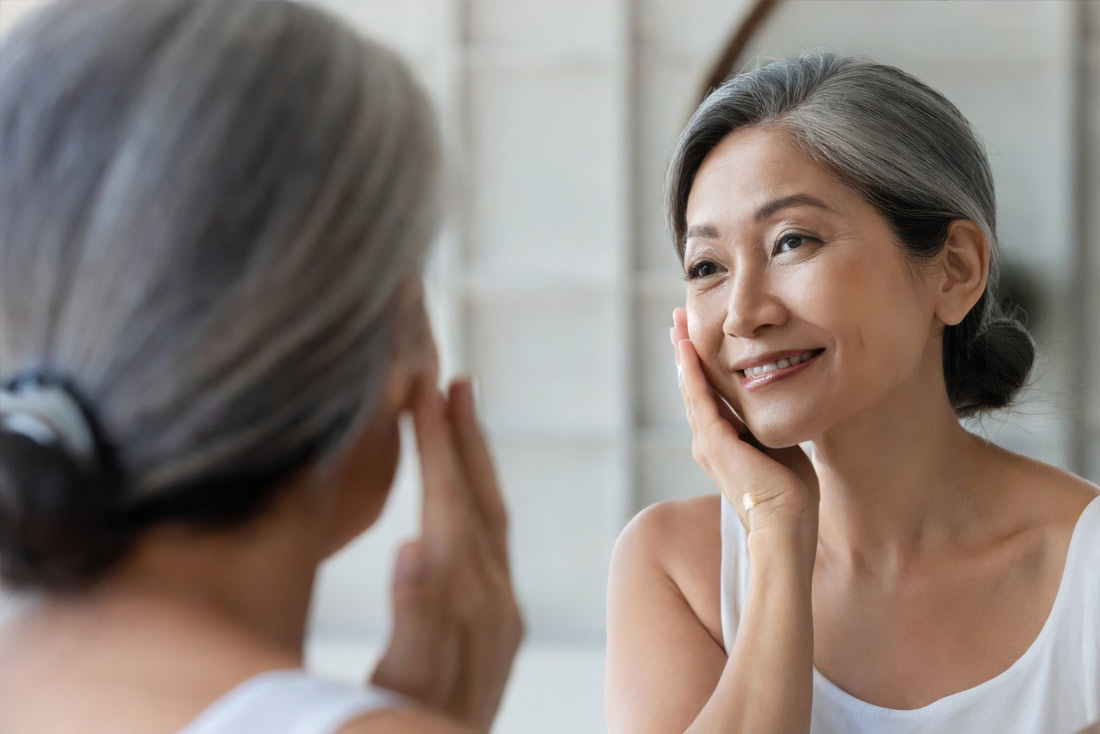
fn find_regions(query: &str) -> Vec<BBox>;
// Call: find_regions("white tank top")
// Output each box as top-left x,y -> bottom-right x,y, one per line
719,493 -> 1100,734
177,670 -> 408,734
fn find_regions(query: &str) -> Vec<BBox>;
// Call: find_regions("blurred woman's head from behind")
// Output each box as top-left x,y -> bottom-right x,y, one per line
0,0 -> 443,592
666,52 -> 1035,448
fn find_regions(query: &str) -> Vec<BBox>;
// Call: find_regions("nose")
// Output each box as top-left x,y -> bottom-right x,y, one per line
722,268 -> 787,338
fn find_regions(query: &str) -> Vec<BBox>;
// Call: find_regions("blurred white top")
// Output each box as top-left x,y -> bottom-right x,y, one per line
720,494 -> 1100,734
178,670 -> 405,734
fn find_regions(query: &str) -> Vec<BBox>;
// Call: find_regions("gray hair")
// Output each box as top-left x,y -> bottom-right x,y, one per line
667,51 -> 1034,419
0,0 -> 442,589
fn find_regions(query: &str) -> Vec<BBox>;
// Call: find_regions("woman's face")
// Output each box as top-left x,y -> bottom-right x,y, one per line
682,126 -> 942,447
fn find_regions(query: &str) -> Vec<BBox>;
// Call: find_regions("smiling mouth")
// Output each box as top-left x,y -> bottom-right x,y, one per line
738,348 -> 825,390
738,348 -> 824,377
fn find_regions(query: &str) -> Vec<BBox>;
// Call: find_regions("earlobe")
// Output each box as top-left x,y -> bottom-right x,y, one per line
934,220 -> 990,326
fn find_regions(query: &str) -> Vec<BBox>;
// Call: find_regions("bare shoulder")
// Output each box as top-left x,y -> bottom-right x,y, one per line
611,494 -> 724,646
982,443 -> 1100,568
338,709 -> 474,734
613,494 -> 722,573
606,495 -> 730,732
990,444 -> 1100,524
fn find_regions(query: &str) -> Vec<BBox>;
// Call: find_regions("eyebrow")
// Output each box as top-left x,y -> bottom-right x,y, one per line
754,193 -> 834,222
684,193 -> 835,241
684,222 -> 719,240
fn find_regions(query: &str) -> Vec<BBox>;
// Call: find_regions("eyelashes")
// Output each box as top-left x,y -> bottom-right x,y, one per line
775,233 -> 818,254
683,232 -> 822,281
685,260 -> 719,280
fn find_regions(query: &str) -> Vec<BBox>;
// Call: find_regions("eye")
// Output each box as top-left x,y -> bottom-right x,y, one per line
686,260 -> 720,280
774,233 -> 817,254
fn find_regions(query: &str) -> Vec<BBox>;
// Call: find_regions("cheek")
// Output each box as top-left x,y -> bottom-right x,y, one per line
817,255 -> 930,379
797,256 -> 869,325
366,418 -> 402,502
326,418 -> 401,554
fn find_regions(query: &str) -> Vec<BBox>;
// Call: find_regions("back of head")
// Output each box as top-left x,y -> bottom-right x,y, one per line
666,52 -> 1035,419
0,0 -> 442,591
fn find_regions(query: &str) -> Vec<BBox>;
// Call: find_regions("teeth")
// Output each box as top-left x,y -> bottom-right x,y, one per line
744,350 -> 819,377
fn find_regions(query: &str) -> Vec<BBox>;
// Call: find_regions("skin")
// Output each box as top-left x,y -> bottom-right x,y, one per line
606,126 -> 1100,732
0,282 -> 523,734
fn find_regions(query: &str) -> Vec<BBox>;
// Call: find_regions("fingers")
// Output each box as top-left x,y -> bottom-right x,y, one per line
447,379 -> 510,569
671,322 -> 791,494
371,540 -> 453,704
670,317 -> 697,433
669,308 -> 747,434
671,307 -> 688,370
677,338 -> 724,430
672,307 -> 688,340
412,377 -> 467,560
413,373 -> 514,581
401,377 -> 523,729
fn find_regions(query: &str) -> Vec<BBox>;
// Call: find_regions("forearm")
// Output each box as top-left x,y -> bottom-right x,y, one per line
687,527 -> 814,733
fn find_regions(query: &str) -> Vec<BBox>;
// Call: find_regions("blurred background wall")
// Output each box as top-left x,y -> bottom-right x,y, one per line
1,1 -> 1097,732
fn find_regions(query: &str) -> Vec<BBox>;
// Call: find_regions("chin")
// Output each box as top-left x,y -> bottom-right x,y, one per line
743,409 -> 820,449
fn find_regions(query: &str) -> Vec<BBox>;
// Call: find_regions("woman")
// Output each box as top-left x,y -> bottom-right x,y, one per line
0,2 -> 521,733
607,53 -> 1100,733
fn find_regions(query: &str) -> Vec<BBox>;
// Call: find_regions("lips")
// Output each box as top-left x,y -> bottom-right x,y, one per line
736,348 -> 825,390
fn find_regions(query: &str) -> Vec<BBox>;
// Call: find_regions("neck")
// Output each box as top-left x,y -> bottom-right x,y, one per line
40,485 -> 326,660
811,365 -> 996,577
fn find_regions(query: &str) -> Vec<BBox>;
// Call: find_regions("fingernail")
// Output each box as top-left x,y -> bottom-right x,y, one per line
677,364 -> 683,388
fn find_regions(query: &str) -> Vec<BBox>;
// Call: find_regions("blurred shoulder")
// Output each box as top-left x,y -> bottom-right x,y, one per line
339,709 -> 475,734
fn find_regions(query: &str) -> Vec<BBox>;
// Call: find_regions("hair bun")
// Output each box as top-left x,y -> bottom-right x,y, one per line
0,429 -> 129,590
948,316 -> 1035,418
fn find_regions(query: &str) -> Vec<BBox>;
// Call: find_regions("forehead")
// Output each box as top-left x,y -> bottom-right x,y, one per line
685,126 -> 842,225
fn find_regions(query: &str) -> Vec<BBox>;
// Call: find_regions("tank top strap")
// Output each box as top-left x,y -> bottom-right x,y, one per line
1068,494 -> 1100,582
1063,494 -> 1100,665
719,493 -> 752,657
178,669 -> 409,734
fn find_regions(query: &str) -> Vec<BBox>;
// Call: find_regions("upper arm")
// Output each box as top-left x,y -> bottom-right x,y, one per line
605,499 -> 728,734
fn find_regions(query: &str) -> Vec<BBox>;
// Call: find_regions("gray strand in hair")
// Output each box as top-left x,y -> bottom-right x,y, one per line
0,0 -> 443,589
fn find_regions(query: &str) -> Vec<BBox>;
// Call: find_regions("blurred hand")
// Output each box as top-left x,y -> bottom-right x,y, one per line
371,378 -> 523,733
672,307 -> 819,557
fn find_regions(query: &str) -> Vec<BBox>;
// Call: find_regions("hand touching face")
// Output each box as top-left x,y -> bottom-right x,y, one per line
682,127 -> 942,447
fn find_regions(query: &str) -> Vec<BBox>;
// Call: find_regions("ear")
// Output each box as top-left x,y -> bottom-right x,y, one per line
317,290 -> 439,555
376,287 -> 439,419
933,220 -> 989,327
